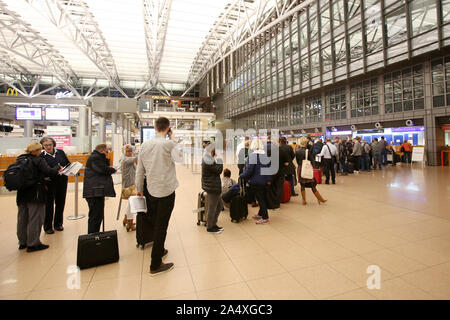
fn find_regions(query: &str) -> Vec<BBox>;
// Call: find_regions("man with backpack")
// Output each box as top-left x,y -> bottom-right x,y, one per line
5,142 -> 62,252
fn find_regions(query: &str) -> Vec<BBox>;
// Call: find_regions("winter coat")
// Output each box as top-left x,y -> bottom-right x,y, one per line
16,154 -> 60,205
295,147 -> 316,186
352,141 -> 362,156
278,143 -> 295,177
237,147 -> 249,174
83,150 -> 116,198
201,153 -> 223,194
239,151 -> 272,186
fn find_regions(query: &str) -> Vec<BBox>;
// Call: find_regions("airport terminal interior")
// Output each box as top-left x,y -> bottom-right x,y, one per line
1,0 -> 450,300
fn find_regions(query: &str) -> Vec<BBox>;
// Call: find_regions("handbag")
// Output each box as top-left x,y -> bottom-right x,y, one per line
301,149 -> 314,180
121,185 -> 136,199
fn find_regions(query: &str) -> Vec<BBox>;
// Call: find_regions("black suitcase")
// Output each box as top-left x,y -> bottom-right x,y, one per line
230,178 -> 248,223
77,221 -> 119,270
265,184 -> 280,210
136,212 -> 154,249
196,191 -> 208,226
347,161 -> 355,174
136,179 -> 155,249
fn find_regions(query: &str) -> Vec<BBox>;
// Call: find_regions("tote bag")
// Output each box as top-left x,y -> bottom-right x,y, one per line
301,149 -> 314,180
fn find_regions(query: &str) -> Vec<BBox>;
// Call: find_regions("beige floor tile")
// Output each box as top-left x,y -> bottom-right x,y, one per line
83,275 -> 141,300
179,231 -> 219,248
90,255 -> 142,282
247,273 -> 316,300
429,262 -> 450,278
361,249 -> 428,276
141,266 -> 196,300
303,240 -> 356,263
364,278 -> 435,300
142,247 -> 188,269
221,237 -> 264,259
416,237 -> 450,257
251,234 -> 298,253
390,243 -> 450,267
268,247 -> 323,271
361,230 -> 410,248
290,264 -> 359,299
333,235 -> 384,255
328,256 -> 395,288
27,283 -> 88,300
213,227 -> 250,243
284,230 -> 328,247
34,263 -> 96,291
0,265 -> 50,297
231,252 -> 286,281
308,224 -> 353,240
400,268 -> 450,299
163,292 -> 199,300
189,260 -> 243,291
183,243 -> 229,266
0,292 -> 30,300
197,282 -> 256,300
327,289 -> 377,300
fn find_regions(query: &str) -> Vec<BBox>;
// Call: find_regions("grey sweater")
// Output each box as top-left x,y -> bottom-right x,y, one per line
352,141 -> 362,156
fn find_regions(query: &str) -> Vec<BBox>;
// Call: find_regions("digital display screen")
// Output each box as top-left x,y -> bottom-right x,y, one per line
141,126 -> 156,143
45,107 -> 70,121
15,107 -> 42,121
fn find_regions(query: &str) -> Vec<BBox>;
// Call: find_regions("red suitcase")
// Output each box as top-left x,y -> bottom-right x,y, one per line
281,180 -> 291,203
313,169 -> 322,184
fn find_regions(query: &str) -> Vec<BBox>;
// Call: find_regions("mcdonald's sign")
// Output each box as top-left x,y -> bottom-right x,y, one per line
6,88 -> 18,96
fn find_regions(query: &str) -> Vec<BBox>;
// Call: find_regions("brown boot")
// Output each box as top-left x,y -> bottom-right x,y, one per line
313,190 -> 327,205
126,219 -> 136,232
301,190 -> 307,205
123,215 -> 127,227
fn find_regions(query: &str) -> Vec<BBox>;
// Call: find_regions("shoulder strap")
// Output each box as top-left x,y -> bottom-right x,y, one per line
305,148 -> 308,161
326,144 -> 332,156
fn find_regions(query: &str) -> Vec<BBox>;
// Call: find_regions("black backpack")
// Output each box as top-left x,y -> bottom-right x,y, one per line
4,157 -> 37,191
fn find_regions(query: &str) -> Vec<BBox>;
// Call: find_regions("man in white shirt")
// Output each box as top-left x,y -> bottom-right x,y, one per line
319,138 -> 338,185
136,117 -> 178,276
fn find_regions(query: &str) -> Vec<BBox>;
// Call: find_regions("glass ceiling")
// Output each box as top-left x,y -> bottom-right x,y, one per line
0,0 -> 260,90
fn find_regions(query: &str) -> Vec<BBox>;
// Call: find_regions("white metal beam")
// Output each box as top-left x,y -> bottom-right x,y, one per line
26,0 -> 128,98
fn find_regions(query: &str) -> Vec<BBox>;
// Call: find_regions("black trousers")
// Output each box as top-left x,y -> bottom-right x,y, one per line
146,191 -> 176,270
353,156 -> 361,171
44,177 -> 68,230
251,185 -> 268,219
86,197 -> 105,234
323,159 -> 336,184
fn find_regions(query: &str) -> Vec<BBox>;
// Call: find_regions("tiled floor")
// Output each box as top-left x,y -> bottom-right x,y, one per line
1,163 -> 450,300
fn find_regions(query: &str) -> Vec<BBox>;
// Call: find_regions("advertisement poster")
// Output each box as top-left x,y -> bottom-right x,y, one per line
51,135 -> 72,149
47,126 -> 71,149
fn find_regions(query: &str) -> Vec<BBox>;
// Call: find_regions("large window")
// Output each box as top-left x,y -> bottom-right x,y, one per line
384,65 -> 424,112
277,105 -> 289,127
320,1 -> 331,38
365,14 -> 383,54
332,0 -> 345,29
351,78 -> 378,117
299,14 -> 308,49
291,100 -> 304,125
409,0 -> 437,37
267,109 -> 276,128
322,44 -> 333,73
348,29 -> 363,62
305,95 -> 322,123
347,0 -> 361,20
309,4 -> 318,43
443,0 -> 450,23
432,57 -> 450,108
325,87 -> 347,120
385,5 -> 407,47
334,35 -> 346,68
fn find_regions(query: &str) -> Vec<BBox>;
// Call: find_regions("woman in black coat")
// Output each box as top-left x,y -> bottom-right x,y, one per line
16,142 -> 61,252
40,137 -> 70,234
201,146 -> 224,234
83,144 -> 116,234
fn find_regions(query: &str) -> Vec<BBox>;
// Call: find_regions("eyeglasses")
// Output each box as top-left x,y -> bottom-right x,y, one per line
43,144 -> 53,147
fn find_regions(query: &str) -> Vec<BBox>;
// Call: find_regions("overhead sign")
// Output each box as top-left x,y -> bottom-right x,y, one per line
391,126 -> 424,132
55,91 -> 74,99
357,129 -> 385,134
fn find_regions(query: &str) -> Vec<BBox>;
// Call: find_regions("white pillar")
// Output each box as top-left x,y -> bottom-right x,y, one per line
23,120 -> 33,138
98,115 -> 106,143
77,106 -> 87,137
111,113 -> 118,134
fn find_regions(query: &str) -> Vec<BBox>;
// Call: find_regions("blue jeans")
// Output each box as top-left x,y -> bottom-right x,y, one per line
373,154 -> 382,169
340,156 -> 348,173
360,154 -> 370,171
286,175 -> 295,194
381,150 -> 388,165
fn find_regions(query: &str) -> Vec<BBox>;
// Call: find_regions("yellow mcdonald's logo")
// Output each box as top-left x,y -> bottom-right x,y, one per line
6,88 -> 18,96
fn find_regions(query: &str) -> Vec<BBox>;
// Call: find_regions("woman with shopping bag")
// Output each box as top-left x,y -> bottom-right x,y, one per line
120,145 -> 138,231
295,137 -> 327,205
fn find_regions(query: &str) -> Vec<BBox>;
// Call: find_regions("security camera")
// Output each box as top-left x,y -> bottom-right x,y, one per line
351,125 -> 357,131
375,122 -> 382,129
406,120 -> 413,127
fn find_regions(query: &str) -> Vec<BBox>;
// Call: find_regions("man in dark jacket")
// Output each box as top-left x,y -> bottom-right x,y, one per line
16,142 -> 61,252
83,144 -> 116,234
40,137 -> 70,234
280,137 -> 298,196
201,145 -> 224,234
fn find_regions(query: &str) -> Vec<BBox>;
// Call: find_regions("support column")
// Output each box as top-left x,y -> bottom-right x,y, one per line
87,106 -> 92,152
424,60 -> 436,166
98,115 -> 106,143
77,106 -> 87,138
127,119 -> 132,144
111,113 -> 118,134
23,120 -> 33,138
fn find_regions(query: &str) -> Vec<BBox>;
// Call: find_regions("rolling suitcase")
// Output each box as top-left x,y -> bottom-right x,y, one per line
196,191 -> 208,226
313,168 -> 322,184
136,212 -> 154,249
136,178 -> 155,249
265,184 -> 280,209
347,161 -> 354,174
281,180 -> 291,203
77,218 -> 119,270
230,178 -> 248,223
